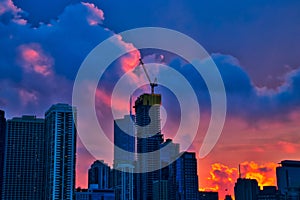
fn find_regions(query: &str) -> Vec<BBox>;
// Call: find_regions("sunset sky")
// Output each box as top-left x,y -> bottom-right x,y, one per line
1,0 -> 300,199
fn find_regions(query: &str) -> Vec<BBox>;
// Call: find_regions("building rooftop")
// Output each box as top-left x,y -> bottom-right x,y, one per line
279,160 -> 300,167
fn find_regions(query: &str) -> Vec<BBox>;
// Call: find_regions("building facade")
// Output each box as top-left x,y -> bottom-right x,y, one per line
75,188 -> 115,200
44,103 -> 77,200
135,93 -> 163,200
113,115 -> 135,200
88,160 -> 111,190
234,178 -> 259,200
276,160 -> 300,198
2,115 -> 44,199
0,110 -> 5,200
176,152 -> 199,200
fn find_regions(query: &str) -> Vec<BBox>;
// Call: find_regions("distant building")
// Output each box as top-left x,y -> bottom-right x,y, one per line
89,160 -> 111,190
224,195 -> 233,200
44,103 -> 77,200
234,178 -> 259,200
113,115 -> 135,166
176,152 -> 199,200
113,115 -> 135,200
276,160 -> 300,198
0,110 -> 5,200
159,139 -> 180,200
2,115 -> 45,199
198,191 -> 219,200
160,139 -> 180,163
75,187 -> 115,200
257,186 -> 281,200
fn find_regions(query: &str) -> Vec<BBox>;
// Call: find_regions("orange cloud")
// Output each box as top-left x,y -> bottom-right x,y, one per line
201,163 -> 238,197
202,161 -> 277,199
18,43 -> 54,76
241,161 -> 277,189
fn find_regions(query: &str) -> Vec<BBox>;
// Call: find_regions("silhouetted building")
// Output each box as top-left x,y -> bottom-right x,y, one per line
44,103 -> 77,200
276,160 -> 300,198
257,186 -> 281,200
198,191 -> 218,200
75,187 -> 115,200
114,115 -> 135,166
135,93 -> 163,200
113,115 -> 135,200
224,195 -> 233,200
89,160 -> 111,190
176,152 -> 199,200
2,115 -> 44,199
160,139 -> 180,165
234,178 -> 259,200
0,110 -> 5,200
159,139 -> 180,200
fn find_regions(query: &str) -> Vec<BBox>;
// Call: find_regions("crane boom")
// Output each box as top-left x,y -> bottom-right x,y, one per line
139,58 -> 158,94
139,58 -> 151,84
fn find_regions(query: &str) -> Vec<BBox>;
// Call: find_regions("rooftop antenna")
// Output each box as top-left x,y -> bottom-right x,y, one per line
139,58 -> 158,94
238,164 -> 242,178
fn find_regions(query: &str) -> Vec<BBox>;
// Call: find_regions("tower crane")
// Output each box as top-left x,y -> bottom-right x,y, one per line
139,58 -> 158,94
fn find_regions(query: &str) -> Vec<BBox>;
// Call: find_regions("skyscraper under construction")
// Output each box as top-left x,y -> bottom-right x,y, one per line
135,93 -> 163,200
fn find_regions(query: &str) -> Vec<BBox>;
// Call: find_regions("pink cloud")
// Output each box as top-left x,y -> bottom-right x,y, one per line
18,43 -> 54,76
81,2 -> 104,26
0,0 -> 19,15
112,34 -> 141,74
0,0 -> 27,25
18,89 -> 38,106
277,141 -> 297,154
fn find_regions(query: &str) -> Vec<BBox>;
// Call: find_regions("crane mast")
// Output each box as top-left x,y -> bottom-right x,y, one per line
139,58 -> 158,94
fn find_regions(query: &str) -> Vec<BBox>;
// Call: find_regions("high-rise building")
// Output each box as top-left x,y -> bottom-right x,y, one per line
113,115 -> 135,200
135,93 -> 163,200
2,115 -> 44,199
276,160 -> 300,196
176,152 -> 199,200
88,160 -> 111,190
44,103 -> 77,200
0,110 -> 5,200
113,115 -> 135,166
234,178 -> 259,200
159,139 -> 180,200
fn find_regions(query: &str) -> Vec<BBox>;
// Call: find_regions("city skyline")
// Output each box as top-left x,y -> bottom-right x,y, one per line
0,103 -> 299,199
1,0 -> 300,199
